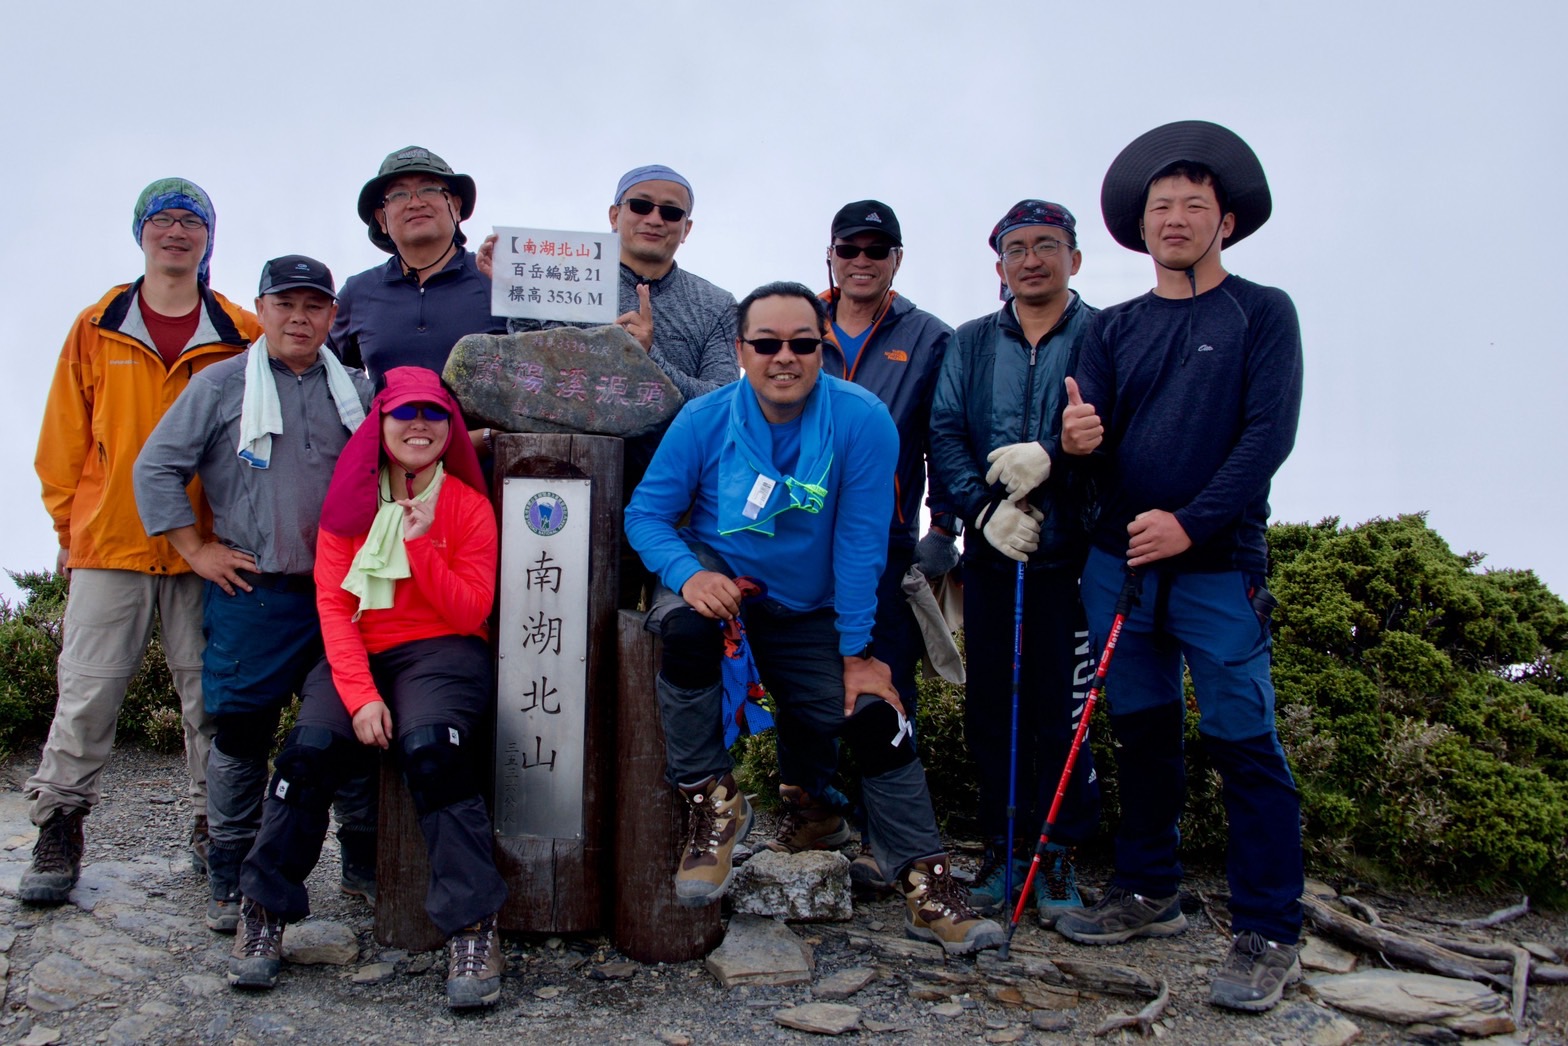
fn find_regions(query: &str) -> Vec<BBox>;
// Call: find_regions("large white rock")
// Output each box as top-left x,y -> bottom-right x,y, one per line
706,914 -> 814,987
1308,969 -> 1514,1036
280,919 -> 359,965
729,850 -> 853,922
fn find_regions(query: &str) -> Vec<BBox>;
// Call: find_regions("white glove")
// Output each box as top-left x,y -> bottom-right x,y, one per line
985,442 -> 1053,497
979,500 -> 1043,563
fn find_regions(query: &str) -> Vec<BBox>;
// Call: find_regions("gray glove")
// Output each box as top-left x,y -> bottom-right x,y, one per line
914,529 -> 960,578
979,500 -> 1043,563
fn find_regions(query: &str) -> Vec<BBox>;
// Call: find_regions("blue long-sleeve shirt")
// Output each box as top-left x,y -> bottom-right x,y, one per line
1074,274 -> 1303,574
625,374 -> 898,655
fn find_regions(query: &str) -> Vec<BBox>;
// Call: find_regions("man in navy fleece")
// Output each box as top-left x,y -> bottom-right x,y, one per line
624,281 -> 1002,956
1052,121 -> 1305,1014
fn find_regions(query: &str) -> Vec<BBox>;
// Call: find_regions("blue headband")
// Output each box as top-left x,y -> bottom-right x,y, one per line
614,164 -> 694,210
133,178 -> 216,283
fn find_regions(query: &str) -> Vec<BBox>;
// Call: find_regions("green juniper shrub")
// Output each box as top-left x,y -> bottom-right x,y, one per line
1269,514 -> 1568,901
737,514 -> 1568,901
1,569 -> 193,758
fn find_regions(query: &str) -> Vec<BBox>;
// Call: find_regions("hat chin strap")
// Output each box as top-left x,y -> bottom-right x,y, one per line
395,197 -> 463,281
1147,220 -> 1226,280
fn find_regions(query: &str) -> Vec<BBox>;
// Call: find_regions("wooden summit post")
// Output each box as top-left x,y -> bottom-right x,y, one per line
374,433 -> 620,949
613,611 -> 724,961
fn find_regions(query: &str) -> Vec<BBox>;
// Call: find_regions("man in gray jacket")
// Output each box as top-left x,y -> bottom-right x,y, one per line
135,256 -> 373,933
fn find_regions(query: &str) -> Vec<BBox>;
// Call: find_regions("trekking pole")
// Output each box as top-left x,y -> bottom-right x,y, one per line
1001,559 -> 1025,928
1000,565 -> 1140,958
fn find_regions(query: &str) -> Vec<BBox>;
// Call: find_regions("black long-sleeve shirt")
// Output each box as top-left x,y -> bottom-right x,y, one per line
1074,274 -> 1303,574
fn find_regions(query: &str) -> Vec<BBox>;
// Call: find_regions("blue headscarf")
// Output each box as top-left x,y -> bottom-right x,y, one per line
133,178 -> 216,283
613,164 -> 694,210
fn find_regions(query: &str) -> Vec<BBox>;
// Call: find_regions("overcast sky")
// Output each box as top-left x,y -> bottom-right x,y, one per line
2,1 -> 1563,602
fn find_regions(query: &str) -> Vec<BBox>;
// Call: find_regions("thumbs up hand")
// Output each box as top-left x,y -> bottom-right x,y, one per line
1060,376 -> 1103,456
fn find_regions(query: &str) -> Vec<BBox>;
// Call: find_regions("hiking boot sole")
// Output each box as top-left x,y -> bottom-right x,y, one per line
1210,957 -> 1301,1012
227,958 -> 280,990
447,975 -> 502,1009
1056,910 -> 1189,945
673,802 -> 753,908
341,878 -> 377,907
904,918 -> 1007,957
18,874 -> 76,906
208,901 -> 241,934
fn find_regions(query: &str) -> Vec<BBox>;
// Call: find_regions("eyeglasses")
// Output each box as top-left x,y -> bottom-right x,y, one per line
146,214 -> 206,230
624,198 -> 688,222
1000,239 -> 1074,263
743,338 -> 822,356
832,243 -> 898,261
382,186 -> 450,207
387,403 -> 451,422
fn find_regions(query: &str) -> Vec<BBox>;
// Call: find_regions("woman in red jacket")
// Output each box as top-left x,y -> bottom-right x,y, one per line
228,366 -> 507,1010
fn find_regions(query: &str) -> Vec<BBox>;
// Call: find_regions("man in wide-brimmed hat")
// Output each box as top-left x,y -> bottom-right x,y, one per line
1053,121 -> 1305,1014
332,146 -> 504,384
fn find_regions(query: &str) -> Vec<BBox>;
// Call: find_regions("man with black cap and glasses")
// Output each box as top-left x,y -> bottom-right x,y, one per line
761,201 -> 956,891
333,146 -> 505,385
1052,121 -> 1305,1014
928,200 -> 1101,930
135,256 -> 373,936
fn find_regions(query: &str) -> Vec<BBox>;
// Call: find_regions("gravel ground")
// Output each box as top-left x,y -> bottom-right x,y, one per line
1,746 -> 1565,1044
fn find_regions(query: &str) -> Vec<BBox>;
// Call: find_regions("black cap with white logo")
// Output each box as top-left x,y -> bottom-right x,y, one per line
257,255 -> 336,299
831,200 -> 902,246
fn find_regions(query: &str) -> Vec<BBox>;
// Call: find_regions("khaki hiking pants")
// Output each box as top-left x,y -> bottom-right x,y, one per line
25,569 -> 210,825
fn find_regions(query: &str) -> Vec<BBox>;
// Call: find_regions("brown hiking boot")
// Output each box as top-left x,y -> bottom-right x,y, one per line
228,898 -> 286,990
899,855 -> 1006,956
850,850 -> 892,896
446,912 -> 504,1009
190,814 -> 210,877
674,773 -> 753,907
762,784 -> 852,853
19,807 -> 86,905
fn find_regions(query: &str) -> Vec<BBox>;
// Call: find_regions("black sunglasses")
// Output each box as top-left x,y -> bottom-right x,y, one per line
387,404 -> 451,422
743,338 -> 822,356
624,198 -> 687,222
832,243 -> 897,261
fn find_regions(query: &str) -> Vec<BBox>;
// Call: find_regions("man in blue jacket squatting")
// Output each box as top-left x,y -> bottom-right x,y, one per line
625,281 -> 1004,955
1053,121 -> 1305,1013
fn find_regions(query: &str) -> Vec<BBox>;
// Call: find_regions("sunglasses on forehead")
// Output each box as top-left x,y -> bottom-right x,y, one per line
832,243 -> 897,261
624,198 -> 688,222
387,404 -> 451,422
743,337 -> 822,356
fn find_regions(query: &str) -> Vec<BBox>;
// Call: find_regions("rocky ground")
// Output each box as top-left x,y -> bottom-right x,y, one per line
1,747 -> 1566,1045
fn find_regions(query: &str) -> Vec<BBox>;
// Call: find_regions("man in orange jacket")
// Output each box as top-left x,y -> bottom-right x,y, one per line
24,178 -> 259,905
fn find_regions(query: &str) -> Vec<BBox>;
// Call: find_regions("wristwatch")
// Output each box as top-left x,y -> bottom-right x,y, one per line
850,643 -> 875,660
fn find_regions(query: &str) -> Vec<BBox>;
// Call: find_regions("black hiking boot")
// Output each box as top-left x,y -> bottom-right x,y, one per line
19,807 -> 86,905
228,898 -> 286,990
338,828 -> 377,907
